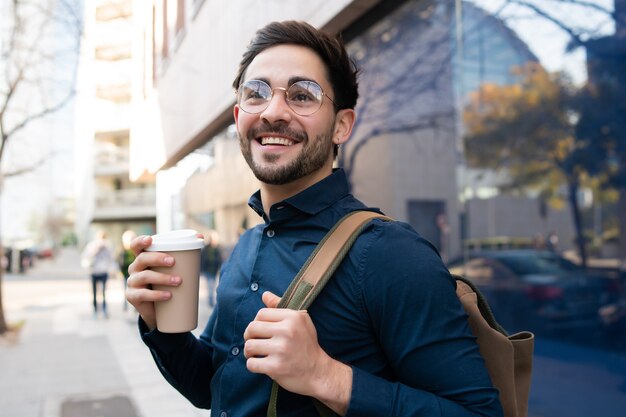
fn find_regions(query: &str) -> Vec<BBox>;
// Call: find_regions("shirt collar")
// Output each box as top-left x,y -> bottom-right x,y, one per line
248,168 -> 350,219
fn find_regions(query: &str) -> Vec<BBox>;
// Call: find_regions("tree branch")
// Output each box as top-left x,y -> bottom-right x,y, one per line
507,0 -> 599,48
4,88 -> 75,140
1,151 -> 56,178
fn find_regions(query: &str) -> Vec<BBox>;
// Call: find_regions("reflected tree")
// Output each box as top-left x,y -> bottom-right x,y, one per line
463,63 -> 590,265
492,0 -> 626,262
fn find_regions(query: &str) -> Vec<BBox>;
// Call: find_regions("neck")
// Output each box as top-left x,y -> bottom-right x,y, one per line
260,166 -> 333,216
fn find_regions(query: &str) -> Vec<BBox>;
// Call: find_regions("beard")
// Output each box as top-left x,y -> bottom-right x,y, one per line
239,123 -> 334,185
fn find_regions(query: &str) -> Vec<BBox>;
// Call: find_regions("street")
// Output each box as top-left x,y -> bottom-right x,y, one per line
1,248 -> 626,416
0,248 -> 212,417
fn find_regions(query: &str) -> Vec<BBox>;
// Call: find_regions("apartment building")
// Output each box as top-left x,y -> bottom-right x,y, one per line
75,0 -> 157,251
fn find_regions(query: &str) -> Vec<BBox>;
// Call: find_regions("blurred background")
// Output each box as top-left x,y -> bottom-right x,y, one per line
0,0 -> 625,416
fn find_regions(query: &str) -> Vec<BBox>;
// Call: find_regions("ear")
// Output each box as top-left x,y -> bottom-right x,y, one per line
233,104 -> 240,125
333,109 -> 356,146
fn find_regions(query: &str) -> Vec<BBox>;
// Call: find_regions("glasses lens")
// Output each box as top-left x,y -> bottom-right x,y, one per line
287,81 -> 323,115
238,80 -> 271,113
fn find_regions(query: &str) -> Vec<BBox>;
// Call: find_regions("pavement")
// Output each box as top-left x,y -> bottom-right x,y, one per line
0,248 -> 213,417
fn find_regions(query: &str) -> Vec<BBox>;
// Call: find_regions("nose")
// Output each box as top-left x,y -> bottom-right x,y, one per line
259,87 -> 293,124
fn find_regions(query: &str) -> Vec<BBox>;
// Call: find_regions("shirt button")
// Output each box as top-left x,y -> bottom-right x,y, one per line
231,347 -> 240,356
250,282 -> 259,292
220,412 -> 227,417
266,229 -> 275,237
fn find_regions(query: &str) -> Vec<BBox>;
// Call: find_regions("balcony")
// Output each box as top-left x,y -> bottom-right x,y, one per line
94,141 -> 129,176
96,43 -> 132,61
93,187 -> 157,221
96,0 -> 132,22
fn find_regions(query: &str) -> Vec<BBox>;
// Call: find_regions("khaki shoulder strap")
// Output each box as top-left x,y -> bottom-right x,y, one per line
268,211 -> 390,417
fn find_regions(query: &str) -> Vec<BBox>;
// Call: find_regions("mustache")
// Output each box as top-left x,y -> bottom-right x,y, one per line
247,123 -> 307,143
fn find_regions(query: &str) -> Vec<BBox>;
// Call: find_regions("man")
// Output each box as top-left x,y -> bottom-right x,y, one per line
126,21 -> 503,417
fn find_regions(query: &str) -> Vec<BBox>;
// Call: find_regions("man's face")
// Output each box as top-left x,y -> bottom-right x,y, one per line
234,44 -> 338,186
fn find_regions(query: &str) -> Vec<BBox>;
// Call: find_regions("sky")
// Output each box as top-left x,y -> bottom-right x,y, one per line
469,0 -> 615,85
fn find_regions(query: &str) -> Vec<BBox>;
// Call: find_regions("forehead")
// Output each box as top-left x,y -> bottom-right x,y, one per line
244,44 -> 330,88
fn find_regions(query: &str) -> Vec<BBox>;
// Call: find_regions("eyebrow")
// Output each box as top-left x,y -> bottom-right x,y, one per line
249,76 -> 321,87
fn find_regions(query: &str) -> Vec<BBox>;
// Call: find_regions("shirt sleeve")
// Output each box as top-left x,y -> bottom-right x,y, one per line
345,221 -> 504,417
140,310 -> 217,409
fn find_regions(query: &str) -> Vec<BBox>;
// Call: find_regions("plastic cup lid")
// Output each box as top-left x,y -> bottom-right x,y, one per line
145,229 -> 204,252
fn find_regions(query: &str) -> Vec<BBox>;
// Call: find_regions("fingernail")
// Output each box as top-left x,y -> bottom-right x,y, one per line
164,256 -> 174,265
142,236 -> 150,244
170,276 -> 181,285
162,291 -> 172,300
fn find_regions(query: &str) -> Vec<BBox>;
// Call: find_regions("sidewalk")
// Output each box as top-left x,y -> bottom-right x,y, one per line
0,248 -> 213,417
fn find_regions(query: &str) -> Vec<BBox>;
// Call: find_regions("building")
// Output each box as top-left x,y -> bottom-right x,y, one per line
74,0 -> 156,252
129,0 -> 573,259
129,0 -> 382,251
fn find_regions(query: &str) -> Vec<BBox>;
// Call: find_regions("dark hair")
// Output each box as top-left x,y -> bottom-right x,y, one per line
232,20 -> 359,110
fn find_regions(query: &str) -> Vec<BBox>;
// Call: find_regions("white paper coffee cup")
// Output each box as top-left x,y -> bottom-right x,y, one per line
146,229 -> 204,333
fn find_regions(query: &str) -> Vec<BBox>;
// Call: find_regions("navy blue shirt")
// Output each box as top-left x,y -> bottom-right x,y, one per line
141,169 -> 503,417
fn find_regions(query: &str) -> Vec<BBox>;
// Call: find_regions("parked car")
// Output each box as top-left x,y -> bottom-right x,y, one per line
447,250 -> 625,337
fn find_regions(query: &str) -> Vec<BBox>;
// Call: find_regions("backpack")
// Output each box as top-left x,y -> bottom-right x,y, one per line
268,211 -> 534,417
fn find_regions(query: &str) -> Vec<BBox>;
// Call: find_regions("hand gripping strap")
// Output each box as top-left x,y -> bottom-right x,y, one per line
267,211 -> 391,417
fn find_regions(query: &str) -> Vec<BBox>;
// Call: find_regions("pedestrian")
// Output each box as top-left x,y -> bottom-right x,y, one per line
119,230 -> 137,311
81,230 -> 116,318
126,21 -> 503,417
200,230 -> 222,307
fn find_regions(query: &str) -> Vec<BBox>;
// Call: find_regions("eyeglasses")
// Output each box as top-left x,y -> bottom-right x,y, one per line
236,79 -> 337,116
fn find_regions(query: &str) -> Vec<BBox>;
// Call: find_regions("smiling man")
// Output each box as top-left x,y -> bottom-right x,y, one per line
126,21 -> 504,417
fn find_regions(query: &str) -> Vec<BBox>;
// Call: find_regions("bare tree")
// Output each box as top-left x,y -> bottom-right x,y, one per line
0,0 -> 82,335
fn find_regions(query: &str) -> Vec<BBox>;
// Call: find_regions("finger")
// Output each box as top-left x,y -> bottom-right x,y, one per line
246,356 -> 274,375
262,291 -> 281,308
243,319 -> 279,341
130,235 -> 152,255
128,251 -> 175,275
243,338 -> 274,359
253,307 -> 297,323
127,268 -> 181,289
126,286 -> 172,303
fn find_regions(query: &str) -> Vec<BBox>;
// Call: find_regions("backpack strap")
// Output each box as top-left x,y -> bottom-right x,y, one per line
267,211 -> 391,417
277,211 -> 392,311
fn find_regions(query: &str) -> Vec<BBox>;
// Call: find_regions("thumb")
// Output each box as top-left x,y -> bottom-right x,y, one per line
262,291 -> 281,308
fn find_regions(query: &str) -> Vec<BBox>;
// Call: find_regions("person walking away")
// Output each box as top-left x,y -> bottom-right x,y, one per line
200,230 -> 223,308
82,231 -> 115,318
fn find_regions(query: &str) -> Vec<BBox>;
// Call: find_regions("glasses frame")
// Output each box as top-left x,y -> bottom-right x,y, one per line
236,79 -> 338,116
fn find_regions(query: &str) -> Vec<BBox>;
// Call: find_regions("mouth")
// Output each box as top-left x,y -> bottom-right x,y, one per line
257,134 -> 300,147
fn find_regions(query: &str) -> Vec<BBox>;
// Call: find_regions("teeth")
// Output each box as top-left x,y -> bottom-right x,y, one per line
261,137 -> 294,146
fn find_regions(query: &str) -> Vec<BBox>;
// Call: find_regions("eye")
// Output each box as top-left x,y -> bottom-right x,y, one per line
241,81 -> 270,102
288,82 -> 322,107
